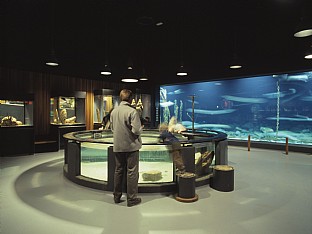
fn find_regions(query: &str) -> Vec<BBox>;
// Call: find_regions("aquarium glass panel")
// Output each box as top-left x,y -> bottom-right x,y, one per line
81,142 -> 109,181
139,144 -> 174,183
160,71 -> 312,146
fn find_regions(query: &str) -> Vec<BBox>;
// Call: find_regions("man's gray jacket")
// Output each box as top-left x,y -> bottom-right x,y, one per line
110,101 -> 143,152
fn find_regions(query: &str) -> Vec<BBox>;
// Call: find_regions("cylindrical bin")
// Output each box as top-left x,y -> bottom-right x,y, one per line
210,165 -> 234,192
175,172 -> 198,202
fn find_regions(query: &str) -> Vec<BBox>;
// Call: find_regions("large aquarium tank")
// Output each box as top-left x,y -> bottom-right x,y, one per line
159,71 -> 312,146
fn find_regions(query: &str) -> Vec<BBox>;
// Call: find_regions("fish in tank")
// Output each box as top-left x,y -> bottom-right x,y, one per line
159,71 -> 312,146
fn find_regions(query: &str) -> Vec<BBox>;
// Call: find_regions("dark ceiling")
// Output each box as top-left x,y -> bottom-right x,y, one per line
1,0 -> 312,87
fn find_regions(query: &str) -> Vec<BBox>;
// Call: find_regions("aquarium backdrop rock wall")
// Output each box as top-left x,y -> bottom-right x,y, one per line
159,71 -> 312,146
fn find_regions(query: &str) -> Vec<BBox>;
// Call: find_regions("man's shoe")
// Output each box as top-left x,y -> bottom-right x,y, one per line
114,195 -> 122,204
127,197 -> 141,207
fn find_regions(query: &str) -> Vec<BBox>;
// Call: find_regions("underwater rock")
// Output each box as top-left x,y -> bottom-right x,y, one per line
142,170 -> 162,181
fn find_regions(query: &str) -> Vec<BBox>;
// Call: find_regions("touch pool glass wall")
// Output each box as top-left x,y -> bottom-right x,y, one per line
79,133 -> 175,184
81,142 -> 110,181
159,71 -> 312,146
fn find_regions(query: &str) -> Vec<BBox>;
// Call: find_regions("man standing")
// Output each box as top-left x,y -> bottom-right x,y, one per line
110,89 -> 143,207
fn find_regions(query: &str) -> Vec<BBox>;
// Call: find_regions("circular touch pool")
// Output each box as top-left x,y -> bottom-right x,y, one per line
63,129 -> 228,193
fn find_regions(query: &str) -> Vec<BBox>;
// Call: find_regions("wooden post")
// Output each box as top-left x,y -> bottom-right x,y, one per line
248,135 -> 251,151
286,137 -> 289,155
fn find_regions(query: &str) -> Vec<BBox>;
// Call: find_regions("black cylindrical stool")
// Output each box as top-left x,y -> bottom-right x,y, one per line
175,172 -> 198,202
210,165 -> 234,192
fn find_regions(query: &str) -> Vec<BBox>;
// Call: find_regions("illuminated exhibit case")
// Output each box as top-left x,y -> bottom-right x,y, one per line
159,71 -> 312,150
0,95 -> 34,156
93,89 -> 119,129
50,92 -> 86,149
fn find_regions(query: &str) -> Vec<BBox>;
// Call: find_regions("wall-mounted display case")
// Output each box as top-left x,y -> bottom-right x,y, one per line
0,100 -> 33,126
0,95 -> 34,156
93,89 -> 119,129
50,92 -> 86,149
50,95 -> 85,125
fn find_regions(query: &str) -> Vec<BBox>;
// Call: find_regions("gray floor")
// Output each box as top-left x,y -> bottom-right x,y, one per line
1,146 -> 311,234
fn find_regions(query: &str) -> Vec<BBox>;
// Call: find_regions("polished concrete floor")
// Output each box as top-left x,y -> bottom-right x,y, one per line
1,146 -> 311,234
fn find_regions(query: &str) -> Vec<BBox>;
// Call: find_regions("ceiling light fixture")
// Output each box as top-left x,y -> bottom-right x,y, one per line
177,65 -> 188,76
294,6 -> 312,38
304,45 -> 312,59
46,49 -> 59,66
121,66 -> 138,83
139,68 -> 148,81
229,30 -> 242,69
156,21 -> 164,26
100,7 -> 112,76
140,32 -> 148,81
294,21 -> 312,38
46,0 -> 59,67
121,78 -> 139,83
177,19 -> 188,76
100,64 -> 111,75
229,54 -> 242,69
